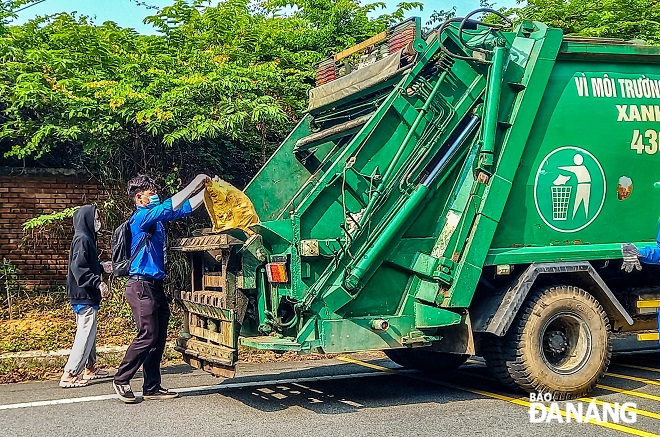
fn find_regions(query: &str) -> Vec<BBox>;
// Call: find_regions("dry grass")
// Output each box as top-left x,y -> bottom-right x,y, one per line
0,285 -> 344,383
0,282 -> 186,355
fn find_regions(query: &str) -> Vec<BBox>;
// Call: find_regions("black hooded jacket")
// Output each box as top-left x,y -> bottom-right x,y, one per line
66,205 -> 102,306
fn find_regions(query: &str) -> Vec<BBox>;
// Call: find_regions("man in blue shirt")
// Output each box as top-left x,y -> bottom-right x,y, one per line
113,173 -> 209,403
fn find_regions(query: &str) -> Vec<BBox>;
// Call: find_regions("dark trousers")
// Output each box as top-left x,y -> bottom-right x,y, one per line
114,278 -> 170,393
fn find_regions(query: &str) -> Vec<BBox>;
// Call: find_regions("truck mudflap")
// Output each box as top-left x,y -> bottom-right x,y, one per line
171,233 -> 249,378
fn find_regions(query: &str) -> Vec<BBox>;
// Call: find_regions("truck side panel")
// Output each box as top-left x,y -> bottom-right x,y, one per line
491,52 -> 660,260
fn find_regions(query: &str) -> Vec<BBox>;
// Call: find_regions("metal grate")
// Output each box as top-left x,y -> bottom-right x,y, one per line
170,233 -> 242,252
551,186 -> 572,221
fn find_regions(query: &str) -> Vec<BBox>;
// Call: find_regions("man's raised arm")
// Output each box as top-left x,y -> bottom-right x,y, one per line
171,174 -> 210,211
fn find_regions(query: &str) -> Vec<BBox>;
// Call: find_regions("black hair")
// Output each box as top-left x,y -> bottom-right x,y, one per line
127,174 -> 159,202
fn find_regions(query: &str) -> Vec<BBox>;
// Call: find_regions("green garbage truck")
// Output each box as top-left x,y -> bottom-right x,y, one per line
171,9 -> 660,399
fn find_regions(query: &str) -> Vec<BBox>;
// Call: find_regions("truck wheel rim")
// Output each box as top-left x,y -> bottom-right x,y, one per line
539,312 -> 592,375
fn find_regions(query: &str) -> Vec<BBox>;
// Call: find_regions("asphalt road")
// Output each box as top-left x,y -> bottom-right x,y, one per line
1,352 -> 660,437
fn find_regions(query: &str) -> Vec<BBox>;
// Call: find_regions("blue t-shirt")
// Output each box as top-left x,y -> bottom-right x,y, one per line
72,304 -> 99,314
129,197 -> 192,280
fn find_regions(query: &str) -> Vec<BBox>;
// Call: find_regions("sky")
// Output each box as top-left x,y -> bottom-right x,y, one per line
11,0 -> 521,34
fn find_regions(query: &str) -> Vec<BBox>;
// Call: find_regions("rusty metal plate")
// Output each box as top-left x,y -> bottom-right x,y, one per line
203,273 -> 225,289
179,337 -> 234,362
179,290 -> 227,308
178,298 -> 234,320
189,324 -> 233,347
170,234 -> 242,252
181,355 -> 235,378
175,337 -> 236,378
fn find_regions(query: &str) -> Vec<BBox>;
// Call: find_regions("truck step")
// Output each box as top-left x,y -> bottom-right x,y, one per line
637,331 -> 660,342
636,298 -> 660,315
240,336 -> 302,351
612,332 -> 659,353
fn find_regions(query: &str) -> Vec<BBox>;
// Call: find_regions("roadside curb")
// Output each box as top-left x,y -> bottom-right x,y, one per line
0,342 -> 177,361
0,345 -> 129,360
0,343 -> 182,382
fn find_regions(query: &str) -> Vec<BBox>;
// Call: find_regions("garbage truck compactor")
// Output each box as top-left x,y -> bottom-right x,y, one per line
172,10 -> 660,399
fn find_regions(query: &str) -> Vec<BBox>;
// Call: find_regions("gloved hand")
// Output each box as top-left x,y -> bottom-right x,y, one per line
621,243 -> 642,273
195,173 -> 211,189
99,282 -> 110,298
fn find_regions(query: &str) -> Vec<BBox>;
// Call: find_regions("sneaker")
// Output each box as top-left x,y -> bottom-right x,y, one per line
143,387 -> 180,400
113,380 -> 137,404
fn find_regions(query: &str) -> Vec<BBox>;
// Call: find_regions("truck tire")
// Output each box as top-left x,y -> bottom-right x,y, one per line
385,348 -> 469,372
482,335 -> 518,390
494,285 -> 611,400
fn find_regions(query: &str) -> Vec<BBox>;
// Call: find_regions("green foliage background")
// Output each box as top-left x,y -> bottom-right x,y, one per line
0,0 -> 658,191
0,0 -> 421,189
506,0 -> 660,44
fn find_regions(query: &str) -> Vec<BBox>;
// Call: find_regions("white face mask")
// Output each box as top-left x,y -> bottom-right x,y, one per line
94,217 -> 101,232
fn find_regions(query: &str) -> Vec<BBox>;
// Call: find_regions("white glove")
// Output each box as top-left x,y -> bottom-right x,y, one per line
99,282 -> 109,298
621,243 -> 642,273
196,173 -> 211,189
102,261 -> 113,274
172,174 -> 211,210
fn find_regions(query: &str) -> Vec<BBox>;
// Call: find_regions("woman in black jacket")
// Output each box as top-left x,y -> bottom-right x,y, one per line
60,205 -> 111,388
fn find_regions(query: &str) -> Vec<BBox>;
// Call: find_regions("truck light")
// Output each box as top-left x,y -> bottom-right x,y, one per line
266,262 -> 289,283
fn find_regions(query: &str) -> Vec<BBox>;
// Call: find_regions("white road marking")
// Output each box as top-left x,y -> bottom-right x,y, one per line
0,371 -> 386,411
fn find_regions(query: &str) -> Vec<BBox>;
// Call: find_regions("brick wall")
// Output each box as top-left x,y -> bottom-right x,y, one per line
0,168 -> 111,290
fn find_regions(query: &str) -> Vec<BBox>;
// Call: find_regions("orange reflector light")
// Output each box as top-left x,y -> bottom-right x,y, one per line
266,262 -> 288,283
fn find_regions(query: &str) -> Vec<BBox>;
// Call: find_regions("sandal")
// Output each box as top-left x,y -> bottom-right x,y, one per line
59,374 -> 89,388
82,367 -> 111,380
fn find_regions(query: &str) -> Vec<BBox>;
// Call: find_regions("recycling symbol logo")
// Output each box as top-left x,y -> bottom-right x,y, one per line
534,146 -> 606,233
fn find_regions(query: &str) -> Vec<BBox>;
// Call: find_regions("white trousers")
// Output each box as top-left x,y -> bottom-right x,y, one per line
63,306 -> 98,376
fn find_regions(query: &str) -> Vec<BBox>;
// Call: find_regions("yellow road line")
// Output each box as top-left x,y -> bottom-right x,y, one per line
469,357 -> 660,405
338,356 -> 660,437
471,357 -> 660,378
614,364 -> 660,375
467,359 -> 660,396
461,362 -> 660,421
337,357 -> 398,373
465,360 -> 660,422
580,397 -> 660,421
598,384 -> 660,403
461,361 -> 660,419
606,371 -> 660,387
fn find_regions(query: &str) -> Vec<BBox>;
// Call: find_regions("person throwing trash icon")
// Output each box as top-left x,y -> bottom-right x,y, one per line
558,153 -> 591,219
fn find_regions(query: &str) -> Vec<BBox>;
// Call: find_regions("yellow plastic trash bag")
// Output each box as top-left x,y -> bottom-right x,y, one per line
203,178 -> 259,233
